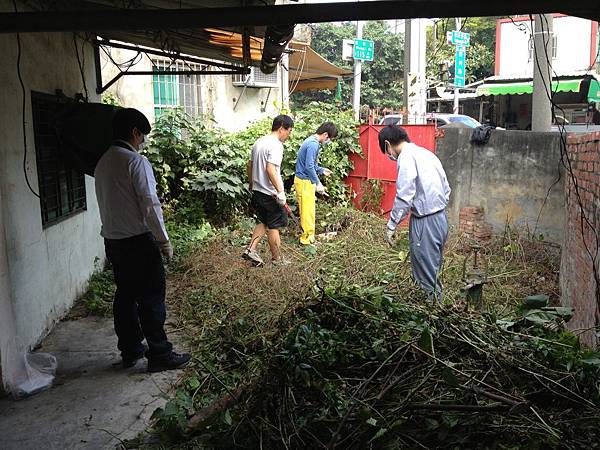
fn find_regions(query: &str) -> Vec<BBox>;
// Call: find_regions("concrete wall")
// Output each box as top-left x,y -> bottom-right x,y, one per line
101,48 -> 283,132
436,128 -> 564,242
560,132 -> 600,347
497,16 -> 595,78
0,30 -> 105,354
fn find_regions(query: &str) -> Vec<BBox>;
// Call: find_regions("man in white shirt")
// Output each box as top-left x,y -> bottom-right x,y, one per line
380,125 -> 451,302
243,115 -> 294,266
94,108 -> 190,372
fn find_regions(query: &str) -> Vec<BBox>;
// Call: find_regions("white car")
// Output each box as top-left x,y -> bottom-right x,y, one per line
427,113 -> 481,128
379,113 -> 481,128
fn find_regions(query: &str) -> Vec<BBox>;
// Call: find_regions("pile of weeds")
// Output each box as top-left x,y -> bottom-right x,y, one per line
153,288 -> 600,450
135,209 -> 588,449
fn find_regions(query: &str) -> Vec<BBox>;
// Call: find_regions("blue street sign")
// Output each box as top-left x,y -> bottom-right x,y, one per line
454,44 -> 466,87
353,39 -> 375,61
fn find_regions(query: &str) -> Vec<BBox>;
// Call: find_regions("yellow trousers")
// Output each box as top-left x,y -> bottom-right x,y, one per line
294,176 -> 316,245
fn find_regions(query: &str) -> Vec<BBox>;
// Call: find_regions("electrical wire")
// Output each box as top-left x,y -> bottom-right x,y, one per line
13,0 -> 40,199
528,14 -> 600,313
288,46 -> 307,95
73,33 -> 89,101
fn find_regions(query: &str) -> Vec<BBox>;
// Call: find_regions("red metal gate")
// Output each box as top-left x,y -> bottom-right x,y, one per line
346,124 -> 436,224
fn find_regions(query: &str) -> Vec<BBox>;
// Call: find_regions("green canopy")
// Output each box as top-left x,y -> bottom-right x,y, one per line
588,79 -> 600,103
476,79 -> 583,97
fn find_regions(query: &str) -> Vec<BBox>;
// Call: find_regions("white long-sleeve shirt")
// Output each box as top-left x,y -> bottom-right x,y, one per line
94,141 -> 169,242
387,143 -> 451,230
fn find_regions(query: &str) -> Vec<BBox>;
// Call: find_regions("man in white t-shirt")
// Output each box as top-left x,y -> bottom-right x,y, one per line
243,115 -> 294,266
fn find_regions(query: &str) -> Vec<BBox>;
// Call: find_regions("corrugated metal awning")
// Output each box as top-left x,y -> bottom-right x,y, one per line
476,74 -> 600,103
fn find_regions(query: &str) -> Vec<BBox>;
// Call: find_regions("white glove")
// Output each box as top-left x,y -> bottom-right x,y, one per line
385,227 -> 395,246
275,191 -> 286,206
316,183 -> 326,194
322,168 -> 332,177
158,240 -> 174,262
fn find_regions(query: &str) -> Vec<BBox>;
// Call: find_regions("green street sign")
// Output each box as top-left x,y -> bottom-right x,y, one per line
353,39 -> 374,61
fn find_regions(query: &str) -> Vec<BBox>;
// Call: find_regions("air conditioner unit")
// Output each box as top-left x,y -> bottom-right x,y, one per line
232,67 -> 279,88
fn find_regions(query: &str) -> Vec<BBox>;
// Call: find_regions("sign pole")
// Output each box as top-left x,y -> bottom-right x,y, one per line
353,21 -> 364,121
453,17 -> 461,114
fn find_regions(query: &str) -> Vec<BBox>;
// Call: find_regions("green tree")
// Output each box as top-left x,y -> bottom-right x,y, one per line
292,21 -> 404,110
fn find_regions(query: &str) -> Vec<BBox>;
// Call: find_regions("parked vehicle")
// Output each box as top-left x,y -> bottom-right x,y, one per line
378,113 -> 481,128
378,114 -> 403,126
427,113 -> 481,128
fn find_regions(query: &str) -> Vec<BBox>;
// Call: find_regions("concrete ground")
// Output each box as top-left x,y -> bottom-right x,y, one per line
0,313 -> 187,450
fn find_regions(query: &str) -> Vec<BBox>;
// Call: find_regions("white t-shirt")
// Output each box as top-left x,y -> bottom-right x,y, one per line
250,134 -> 284,196
94,141 -> 169,242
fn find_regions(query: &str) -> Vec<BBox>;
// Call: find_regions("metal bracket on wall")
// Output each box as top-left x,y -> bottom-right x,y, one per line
93,39 -> 250,95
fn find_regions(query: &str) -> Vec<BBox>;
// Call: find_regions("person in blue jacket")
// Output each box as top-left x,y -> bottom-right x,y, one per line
294,122 -> 338,245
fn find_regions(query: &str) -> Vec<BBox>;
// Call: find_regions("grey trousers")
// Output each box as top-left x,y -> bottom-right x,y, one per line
409,209 -> 449,302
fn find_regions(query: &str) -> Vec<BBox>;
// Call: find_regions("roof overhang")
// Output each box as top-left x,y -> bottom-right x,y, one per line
3,1 -> 599,32
288,42 -> 352,92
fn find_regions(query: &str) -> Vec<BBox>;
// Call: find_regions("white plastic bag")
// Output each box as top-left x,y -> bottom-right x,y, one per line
12,352 -> 58,398
10,352 -> 57,399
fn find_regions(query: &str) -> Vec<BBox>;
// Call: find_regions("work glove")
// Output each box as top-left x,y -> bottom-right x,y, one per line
158,240 -> 174,263
275,190 -> 287,206
316,183 -> 326,194
385,227 -> 396,247
322,168 -> 332,177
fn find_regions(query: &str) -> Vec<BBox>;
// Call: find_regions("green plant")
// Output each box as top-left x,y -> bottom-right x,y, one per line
283,102 -> 361,206
101,92 -> 120,106
146,109 -> 251,222
145,104 -> 360,224
360,179 -> 385,213
80,264 -> 115,317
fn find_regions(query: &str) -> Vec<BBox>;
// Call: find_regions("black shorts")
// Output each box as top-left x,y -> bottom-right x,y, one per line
251,190 -> 288,229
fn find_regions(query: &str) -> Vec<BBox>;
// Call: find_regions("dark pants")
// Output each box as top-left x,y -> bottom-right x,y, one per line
104,232 -> 172,361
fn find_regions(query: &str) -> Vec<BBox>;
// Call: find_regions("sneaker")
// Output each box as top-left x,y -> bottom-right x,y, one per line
242,248 -> 264,266
271,256 -> 291,266
121,344 -> 148,369
147,351 -> 192,373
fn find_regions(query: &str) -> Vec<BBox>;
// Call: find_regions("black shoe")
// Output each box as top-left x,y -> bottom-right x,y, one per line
120,344 -> 148,368
147,351 -> 191,373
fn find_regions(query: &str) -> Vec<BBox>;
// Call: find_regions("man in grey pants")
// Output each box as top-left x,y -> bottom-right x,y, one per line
379,125 -> 451,302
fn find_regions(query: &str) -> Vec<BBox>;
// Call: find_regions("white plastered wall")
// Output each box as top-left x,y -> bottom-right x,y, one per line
100,47 -> 282,131
0,28 -> 105,380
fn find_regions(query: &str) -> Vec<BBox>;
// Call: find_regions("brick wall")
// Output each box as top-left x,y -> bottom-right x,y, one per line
459,206 -> 493,245
560,132 -> 600,347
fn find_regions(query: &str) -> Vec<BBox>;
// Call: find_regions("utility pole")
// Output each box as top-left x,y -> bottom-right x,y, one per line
453,17 -> 461,114
353,20 -> 363,121
532,14 -> 553,132
403,19 -> 427,124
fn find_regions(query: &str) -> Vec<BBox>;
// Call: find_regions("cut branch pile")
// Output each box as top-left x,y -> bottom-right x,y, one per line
145,210 -> 597,450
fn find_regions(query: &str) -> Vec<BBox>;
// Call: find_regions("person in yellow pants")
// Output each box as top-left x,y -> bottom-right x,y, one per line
294,122 -> 338,245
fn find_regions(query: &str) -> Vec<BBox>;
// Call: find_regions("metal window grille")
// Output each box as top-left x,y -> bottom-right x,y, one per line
152,59 -> 203,118
528,35 -> 558,61
31,92 -> 87,227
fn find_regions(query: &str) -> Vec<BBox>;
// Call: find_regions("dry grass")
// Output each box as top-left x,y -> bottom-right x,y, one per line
167,210 -> 561,356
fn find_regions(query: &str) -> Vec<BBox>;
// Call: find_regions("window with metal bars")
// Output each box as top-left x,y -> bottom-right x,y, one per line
31,92 -> 87,227
152,59 -> 203,119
